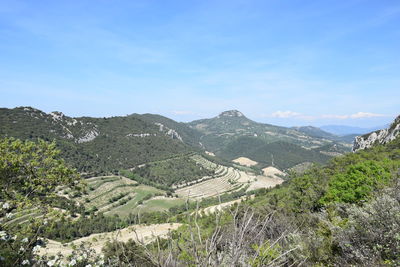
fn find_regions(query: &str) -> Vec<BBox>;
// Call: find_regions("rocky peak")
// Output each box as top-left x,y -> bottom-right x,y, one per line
218,110 -> 245,118
353,115 -> 400,152
49,111 -> 66,121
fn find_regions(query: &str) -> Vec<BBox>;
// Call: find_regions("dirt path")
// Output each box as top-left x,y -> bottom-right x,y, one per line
199,195 -> 255,215
38,223 -> 182,256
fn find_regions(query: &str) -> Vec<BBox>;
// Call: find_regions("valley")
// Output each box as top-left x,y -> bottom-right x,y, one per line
2,107 -> 398,266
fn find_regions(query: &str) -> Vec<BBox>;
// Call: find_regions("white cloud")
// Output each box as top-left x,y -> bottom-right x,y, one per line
270,110 -> 302,118
350,112 -> 385,119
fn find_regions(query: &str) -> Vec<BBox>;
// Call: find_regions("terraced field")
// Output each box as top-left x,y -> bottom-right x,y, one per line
134,197 -> 186,213
78,176 -> 185,218
2,208 -> 40,226
176,166 -> 247,199
104,185 -> 164,217
176,155 -> 284,199
191,154 -> 218,170
79,176 -> 138,212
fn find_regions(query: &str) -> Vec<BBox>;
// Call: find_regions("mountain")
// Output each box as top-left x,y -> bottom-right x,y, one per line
218,137 -> 332,169
292,126 -> 360,143
320,125 -> 387,136
0,107 -> 198,175
291,126 -> 338,140
188,110 -> 352,169
353,115 -> 400,152
131,113 -> 202,148
0,107 -> 356,174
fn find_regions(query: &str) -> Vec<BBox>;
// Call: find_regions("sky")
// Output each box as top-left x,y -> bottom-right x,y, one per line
0,0 -> 399,127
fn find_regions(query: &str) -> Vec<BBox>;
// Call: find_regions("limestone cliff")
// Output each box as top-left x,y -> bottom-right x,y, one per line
353,115 -> 400,152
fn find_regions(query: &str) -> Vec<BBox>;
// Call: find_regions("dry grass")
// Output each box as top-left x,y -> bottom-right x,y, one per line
232,156 -> 258,167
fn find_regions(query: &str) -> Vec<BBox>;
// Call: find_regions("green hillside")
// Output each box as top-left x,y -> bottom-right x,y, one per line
133,113 -> 203,148
0,107 -> 353,176
293,125 -> 359,143
0,107 -> 195,175
189,110 -> 351,168
292,125 -> 339,139
218,136 -> 331,169
159,135 -> 400,266
124,155 -> 214,187
1,119 -> 399,266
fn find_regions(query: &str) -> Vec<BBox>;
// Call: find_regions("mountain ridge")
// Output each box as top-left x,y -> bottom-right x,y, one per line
1,107 -> 354,173
0,106 -> 197,174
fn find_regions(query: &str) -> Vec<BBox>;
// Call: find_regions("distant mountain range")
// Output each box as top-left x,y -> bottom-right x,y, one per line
320,124 -> 387,136
1,107 -> 356,174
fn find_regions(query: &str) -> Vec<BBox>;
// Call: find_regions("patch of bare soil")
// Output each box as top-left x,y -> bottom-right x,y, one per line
232,157 -> 258,167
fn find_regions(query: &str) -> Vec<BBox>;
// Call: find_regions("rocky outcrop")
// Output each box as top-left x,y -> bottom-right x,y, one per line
353,115 -> 400,152
218,110 -> 244,118
154,122 -> 183,142
76,129 -> 99,143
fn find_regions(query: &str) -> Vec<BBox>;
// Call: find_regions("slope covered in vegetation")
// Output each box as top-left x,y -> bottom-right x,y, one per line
0,107 -> 196,175
0,128 -> 399,266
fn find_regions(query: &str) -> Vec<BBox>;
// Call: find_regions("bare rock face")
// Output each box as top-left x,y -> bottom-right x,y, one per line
353,115 -> 400,152
218,110 -> 244,118
154,122 -> 183,142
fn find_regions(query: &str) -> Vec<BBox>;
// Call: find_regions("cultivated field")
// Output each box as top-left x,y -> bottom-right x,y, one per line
176,166 -> 244,198
77,176 -> 183,218
246,166 -> 285,191
176,156 -> 285,199
232,156 -> 258,166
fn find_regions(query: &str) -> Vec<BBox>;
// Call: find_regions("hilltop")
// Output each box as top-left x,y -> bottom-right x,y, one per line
188,110 -> 352,169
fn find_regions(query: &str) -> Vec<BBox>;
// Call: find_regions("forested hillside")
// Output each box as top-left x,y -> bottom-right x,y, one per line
0,107 -> 197,175
189,110 -> 352,169
0,107 -> 354,176
218,137 -> 331,169
1,117 -> 399,266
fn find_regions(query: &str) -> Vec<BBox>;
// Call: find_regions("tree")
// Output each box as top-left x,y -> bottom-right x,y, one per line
0,138 -> 83,265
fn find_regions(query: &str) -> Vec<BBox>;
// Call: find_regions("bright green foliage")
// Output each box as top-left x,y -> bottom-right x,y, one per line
245,136 -> 400,266
321,160 -> 393,204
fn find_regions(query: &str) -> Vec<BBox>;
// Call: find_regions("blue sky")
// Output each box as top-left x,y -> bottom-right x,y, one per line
0,0 -> 399,127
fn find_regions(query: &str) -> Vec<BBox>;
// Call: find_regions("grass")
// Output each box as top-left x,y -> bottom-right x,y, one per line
104,185 -> 164,218
136,198 -> 186,213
